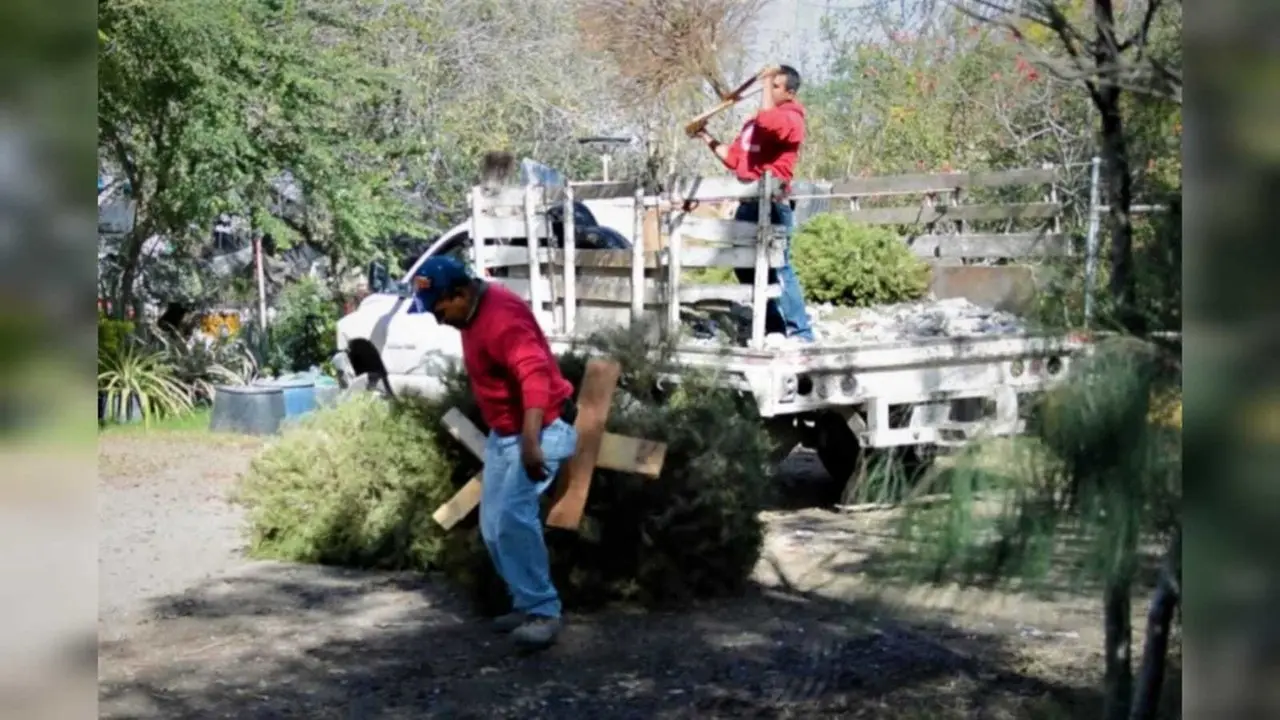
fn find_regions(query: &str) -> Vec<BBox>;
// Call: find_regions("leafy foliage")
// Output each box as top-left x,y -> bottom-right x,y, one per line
97,315 -> 135,372
265,278 -> 340,375
791,213 -> 931,307
236,330 -> 775,613
98,341 -> 194,426
890,337 -> 1179,587
153,328 -> 259,403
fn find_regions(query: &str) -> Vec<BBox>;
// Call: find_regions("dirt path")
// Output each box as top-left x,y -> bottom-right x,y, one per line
98,435 -> 1108,719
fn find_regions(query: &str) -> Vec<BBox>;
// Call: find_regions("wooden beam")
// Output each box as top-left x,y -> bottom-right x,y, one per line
431,404 -> 669,531
472,186 -> 529,210
547,360 -> 621,530
667,175 -> 762,202
674,216 -> 770,246
482,246 -> 785,270
830,167 -> 1059,196
474,214 -> 550,240
597,434 -> 666,477
431,475 -> 484,530
441,408 -> 486,457
840,202 -> 1062,226
906,233 -> 1070,258
498,276 -> 780,305
546,182 -> 642,202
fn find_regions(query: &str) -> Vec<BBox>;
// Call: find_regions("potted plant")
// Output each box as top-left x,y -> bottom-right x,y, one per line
98,337 -> 193,427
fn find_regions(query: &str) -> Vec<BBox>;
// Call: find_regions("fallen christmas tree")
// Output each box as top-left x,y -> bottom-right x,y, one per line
235,331 -> 775,614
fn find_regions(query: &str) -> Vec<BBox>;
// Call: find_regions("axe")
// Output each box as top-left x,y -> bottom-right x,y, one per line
684,65 -> 780,138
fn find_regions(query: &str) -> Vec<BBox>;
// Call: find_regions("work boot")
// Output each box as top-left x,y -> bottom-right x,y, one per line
491,611 -> 527,634
511,615 -> 562,649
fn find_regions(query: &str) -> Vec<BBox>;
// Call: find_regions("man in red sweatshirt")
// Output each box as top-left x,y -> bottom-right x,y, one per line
408,255 -> 576,650
693,64 -> 816,342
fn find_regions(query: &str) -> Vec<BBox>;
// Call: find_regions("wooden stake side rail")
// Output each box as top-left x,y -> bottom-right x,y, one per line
465,165 -> 1067,341
468,175 -> 781,346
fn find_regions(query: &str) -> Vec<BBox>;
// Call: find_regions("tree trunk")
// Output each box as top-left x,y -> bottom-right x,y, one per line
1130,529 -> 1181,720
114,224 -> 149,321
1098,93 -> 1139,333
1102,575 -> 1134,720
1092,0 -> 1141,334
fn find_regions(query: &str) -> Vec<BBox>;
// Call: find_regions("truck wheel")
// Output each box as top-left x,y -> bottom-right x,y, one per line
813,412 -> 866,506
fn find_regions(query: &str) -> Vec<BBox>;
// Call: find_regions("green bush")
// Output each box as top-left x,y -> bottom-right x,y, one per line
236,331 -> 775,613
791,213 -> 931,307
98,314 -> 135,373
267,277 -> 339,374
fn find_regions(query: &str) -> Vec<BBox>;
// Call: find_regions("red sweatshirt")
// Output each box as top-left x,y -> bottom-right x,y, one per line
721,99 -> 807,191
460,283 -> 573,436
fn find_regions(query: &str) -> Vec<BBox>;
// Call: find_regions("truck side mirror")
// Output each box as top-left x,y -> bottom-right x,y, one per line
366,260 -> 390,294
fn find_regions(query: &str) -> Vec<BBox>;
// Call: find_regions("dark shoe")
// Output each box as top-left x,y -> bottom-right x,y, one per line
512,615 -> 562,649
491,611 -> 527,634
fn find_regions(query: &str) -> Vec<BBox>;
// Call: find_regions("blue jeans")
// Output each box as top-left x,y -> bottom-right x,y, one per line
479,419 -> 578,619
732,200 -> 816,341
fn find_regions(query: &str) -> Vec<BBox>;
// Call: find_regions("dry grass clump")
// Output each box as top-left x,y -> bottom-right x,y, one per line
576,0 -> 766,102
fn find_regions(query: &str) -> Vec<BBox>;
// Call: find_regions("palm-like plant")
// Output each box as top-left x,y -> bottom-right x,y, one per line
98,342 -> 193,426
153,328 -> 259,404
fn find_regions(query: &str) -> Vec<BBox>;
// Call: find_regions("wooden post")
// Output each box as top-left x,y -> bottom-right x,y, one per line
631,186 -> 645,324
524,184 -> 546,315
665,186 -> 683,339
546,359 -> 621,530
468,188 -> 483,273
750,173 -> 772,348
563,184 -> 576,335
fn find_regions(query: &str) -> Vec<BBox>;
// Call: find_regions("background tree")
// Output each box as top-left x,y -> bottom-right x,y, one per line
952,0 -> 1181,334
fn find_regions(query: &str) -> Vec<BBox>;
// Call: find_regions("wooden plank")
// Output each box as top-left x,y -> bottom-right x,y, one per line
441,408 -> 486,458
432,475 -> 483,530
483,246 -> 785,270
546,182 -> 641,202
830,167 -> 1059,196
929,265 -> 1037,313
841,202 -> 1062,226
667,175 -> 763,202
431,405 -> 669,531
675,215 -> 790,246
441,409 -> 668,475
906,233 -> 1069,258
472,186 -> 530,210
598,434 -> 666,477
498,276 -> 780,305
547,359 -> 622,530
473,214 -> 550,240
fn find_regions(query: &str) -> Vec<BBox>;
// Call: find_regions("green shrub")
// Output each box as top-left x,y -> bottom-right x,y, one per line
236,331 -> 775,613
98,314 -> 135,373
791,213 -> 931,307
267,277 -> 339,374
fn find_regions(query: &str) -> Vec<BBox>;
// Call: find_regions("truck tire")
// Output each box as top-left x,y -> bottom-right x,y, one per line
813,412 -> 866,506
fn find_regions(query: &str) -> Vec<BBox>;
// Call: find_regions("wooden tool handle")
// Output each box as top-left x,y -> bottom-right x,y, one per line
684,66 -> 779,137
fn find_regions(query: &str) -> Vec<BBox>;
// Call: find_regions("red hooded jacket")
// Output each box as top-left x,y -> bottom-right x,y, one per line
721,99 -> 807,191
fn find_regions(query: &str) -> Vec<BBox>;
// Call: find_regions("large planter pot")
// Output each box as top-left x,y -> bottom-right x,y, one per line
98,392 -> 144,425
209,385 -> 287,436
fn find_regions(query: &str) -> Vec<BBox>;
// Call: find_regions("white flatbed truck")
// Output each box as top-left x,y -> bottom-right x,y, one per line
335,166 -> 1089,499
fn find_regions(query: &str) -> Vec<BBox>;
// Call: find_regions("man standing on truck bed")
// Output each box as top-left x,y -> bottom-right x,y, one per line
408,255 -> 578,651
693,64 -> 816,343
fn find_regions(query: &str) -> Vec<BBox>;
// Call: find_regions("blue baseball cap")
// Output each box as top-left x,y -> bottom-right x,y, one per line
406,256 -> 473,315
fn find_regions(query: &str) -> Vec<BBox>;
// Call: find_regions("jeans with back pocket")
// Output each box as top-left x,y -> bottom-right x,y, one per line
478,418 -> 578,618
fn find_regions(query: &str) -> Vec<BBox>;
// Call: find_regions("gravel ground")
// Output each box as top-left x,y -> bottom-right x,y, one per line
97,433 -> 1116,719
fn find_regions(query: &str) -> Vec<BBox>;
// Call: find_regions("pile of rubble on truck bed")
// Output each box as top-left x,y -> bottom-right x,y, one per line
684,297 -> 1029,349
